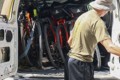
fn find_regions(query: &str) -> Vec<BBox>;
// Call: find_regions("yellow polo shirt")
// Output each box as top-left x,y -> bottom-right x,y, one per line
68,9 -> 110,62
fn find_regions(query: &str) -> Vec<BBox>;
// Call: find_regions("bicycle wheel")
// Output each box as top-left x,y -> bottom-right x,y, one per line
57,24 -> 69,55
26,21 -> 43,67
56,24 -> 69,80
94,45 -> 101,69
18,18 -> 33,66
36,21 -> 43,68
43,23 -> 58,68
56,25 -> 67,66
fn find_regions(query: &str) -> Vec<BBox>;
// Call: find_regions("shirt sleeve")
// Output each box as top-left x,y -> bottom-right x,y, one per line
94,20 -> 110,43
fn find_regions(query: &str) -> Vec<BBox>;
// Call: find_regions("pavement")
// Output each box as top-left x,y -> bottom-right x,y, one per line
4,68 -> 120,80
94,71 -> 120,80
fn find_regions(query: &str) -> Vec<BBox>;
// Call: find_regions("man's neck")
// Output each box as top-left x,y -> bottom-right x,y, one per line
93,9 -> 105,17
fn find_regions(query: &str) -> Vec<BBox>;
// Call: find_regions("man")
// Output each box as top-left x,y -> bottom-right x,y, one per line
67,0 -> 120,80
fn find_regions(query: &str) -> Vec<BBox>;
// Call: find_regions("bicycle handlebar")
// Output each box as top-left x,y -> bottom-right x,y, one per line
62,8 -> 74,19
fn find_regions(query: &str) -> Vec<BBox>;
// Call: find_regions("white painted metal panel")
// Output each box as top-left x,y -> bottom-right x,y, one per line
0,0 -> 20,79
108,0 -> 120,79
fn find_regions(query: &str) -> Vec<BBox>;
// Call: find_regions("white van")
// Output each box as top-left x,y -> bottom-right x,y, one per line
0,0 -> 120,80
0,0 -> 19,79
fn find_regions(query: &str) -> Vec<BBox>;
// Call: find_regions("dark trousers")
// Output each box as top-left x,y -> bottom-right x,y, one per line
68,58 -> 94,80
64,55 -> 69,80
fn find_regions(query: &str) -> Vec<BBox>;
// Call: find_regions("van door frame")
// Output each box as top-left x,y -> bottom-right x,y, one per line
0,0 -> 20,79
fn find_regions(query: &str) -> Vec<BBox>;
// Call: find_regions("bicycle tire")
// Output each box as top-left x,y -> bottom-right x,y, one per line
18,18 -> 33,66
19,21 -> 38,66
26,21 -> 43,67
19,20 -> 36,66
56,24 -> 69,80
36,21 -> 43,68
95,45 -> 101,69
56,25 -> 66,63
43,23 -> 57,68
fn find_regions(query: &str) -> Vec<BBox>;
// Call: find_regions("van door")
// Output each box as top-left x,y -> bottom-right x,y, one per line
108,0 -> 120,79
0,0 -> 20,79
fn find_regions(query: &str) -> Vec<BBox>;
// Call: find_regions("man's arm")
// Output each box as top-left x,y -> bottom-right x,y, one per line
67,35 -> 72,47
100,38 -> 120,56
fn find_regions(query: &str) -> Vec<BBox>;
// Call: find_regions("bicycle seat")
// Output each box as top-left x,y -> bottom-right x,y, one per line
50,2 -> 67,21
64,3 -> 88,18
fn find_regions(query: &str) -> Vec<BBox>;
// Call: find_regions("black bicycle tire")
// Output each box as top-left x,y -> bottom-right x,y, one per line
19,26 -> 33,66
35,21 -> 43,68
21,21 -> 37,66
95,45 -> 101,69
43,23 -> 57,68
55,25 -> 66,63
56,24 -> 68,80
26,21 -> 43,67
19,21 -> 40,67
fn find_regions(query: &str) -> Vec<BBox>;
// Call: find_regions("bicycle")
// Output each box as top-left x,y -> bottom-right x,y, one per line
37,0 -> 62,68
18,0 -> 43,68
